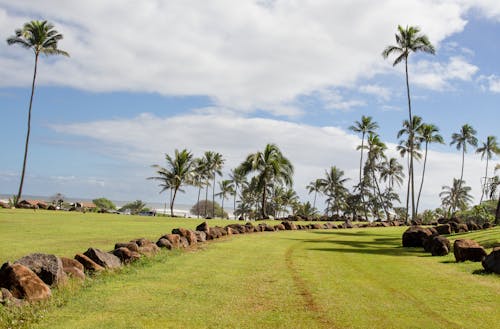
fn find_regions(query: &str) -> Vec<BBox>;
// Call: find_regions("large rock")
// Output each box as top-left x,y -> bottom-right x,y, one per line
194,231 -> 207,242
274,224 -> 286,231
114,242 -> 140,253
454,223 -> 468,234
0,262 -> 51,301
138,244 -> 160,257
429,236 -> 451,256
156,238 -> 173,249
1,287 -> 24,306
342,221 -> 354,229
453,239 -> 487,262
466,221 -> 480,231
161,234 -> 181,248
60,257 -> 85,281
83,248 -> 121,269
482,247 -> 500,274
435,224 -> 451,235
244,222 -> 255,232
172,228 -> 198,245
61,257 -> 84,272
112,247 -> 141,263
281,221 -> 297,230
402,226 -> 433,247
130,238 -> 154,247
15,253 -> 65,286
179,237 -> 189,248
196,221 -> 209,232
74,254 -> 104,272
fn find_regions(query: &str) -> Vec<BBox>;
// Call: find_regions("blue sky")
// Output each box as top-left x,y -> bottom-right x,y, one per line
1,1 -> 499,210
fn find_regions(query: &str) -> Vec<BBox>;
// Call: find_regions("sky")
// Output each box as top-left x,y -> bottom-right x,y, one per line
1,0 -> 499,211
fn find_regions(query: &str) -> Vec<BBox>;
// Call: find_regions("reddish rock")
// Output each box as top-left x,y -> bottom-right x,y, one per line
74,254 -> 104,272
130,238 -> 154,247
112,247 -> 141,263
281,221 -> 297,230
161,234 -> 181,248
430,235 -> 451,256
0,262 -> 51,301
454,223 -> 469,233
402,226 -> 433,247
274,224 -> 286,231
84,248 -> 121,269
194,231 -> 207,242
196,221 -> 209,232
172,228 -> 198,245
435,224 -> 451,235
63,266 -> 86,281
482,247 -> 500,274
61,257 -> 84,272
179,237 -> 189,248
453,239 -> 487,262
114,242 -> 140,253
156,238 -> 173,249
1,287 -> 24,306
15,253 -> 66,286
138,244 -> 160,257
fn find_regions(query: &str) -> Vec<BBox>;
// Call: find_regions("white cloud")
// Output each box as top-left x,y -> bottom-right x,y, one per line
411,56 -> 479,90
0,0 -> 477,114
359,84 -> 391,101
478,74 -> 500,93
49,111 -> 488,210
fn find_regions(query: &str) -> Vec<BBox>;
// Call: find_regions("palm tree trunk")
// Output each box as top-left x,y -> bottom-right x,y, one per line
16,53 -> 39,206
233,186 -> 237,219
405,157 -> 411,224
410,137 -> 416,220
459,148 -> 465,186
405,58 -> 413,121
373,173 -> 389,220
416,142 -> 428,214
221,195 -> 224,219
359,133 -> 365,184
204,181 -> 209,217
495,192 -> 500,225
171,187 -> 178,217
480,157 -> 489,203
261,181 -> 267,219
212,176 -> 216,218
404,58 -> 416,221
313,190 -> 317,210
197,186 -> 201,218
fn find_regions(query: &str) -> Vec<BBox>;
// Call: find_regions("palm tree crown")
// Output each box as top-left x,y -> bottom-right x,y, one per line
450,124 -> 478,187
476,135 -> 500,202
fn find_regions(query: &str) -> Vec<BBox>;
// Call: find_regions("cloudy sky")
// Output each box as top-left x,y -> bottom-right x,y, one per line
1,0 -> 499,210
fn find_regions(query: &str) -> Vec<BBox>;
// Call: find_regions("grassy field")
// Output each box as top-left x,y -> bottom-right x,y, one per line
0,209 -> 499,329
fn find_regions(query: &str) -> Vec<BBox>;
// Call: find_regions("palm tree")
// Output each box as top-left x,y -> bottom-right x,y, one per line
396,138 -> 422,223
306,178 -> 323,210
210,153 -> 224,217
190,158 -> 206,218
495,164 -> 500,224
364,134 -> 390,219
239,144 -> 294,218
320,166 -> 349,216
229,168 -> 246,218
216,179 -> 234,218
201,151 -> 215,217
7,20 -> 69,205
382,25 -> 435,122
380,158 -> 404,189
450,124 -> 478,191
439,178 -> 473,217
149,149 -> 194,217
476,136 -> 500,203
349,116 -> 379,185
397,116 -> 423,221
416,123 -> 444,213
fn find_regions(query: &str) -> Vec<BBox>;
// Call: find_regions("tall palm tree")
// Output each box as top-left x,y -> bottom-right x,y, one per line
210,152 -> 224,217
239,144 -> 294,218
320,166 -> 349,216
229,168 -> 246,218
380,157 -> 404,189
397,116 -> 423,220
416,123 -> 444,213
365,134 -> 390,219
306,178 -> 323,210
7,20 -> 69,205
190,158 -> 206,218
396,138 -> 422,222
450,124 -> 478,191
201,151 -> 215,217
149,149 -> 194,217
349,116 -> 379,185
439,178 -> 473,217
476,136 -> 500,203
382,25 -> 435,122
216,179 -> 234,218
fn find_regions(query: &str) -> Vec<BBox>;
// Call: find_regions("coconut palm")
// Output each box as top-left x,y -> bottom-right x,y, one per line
382,25 -> 435,121
349,116 -> 379,185
190,158 -> 207,218
450,124 -> 478,190
149,149 -> 194,217
306,178 -> 323,210
239,144 -> 294,218
416,123 -> 444,213
216,179 -> 234,218
320,166 -> 350,216
397,116 -> 423,220
364,134 -> 390,219
396,138 -> 422,223
476,136 -> 500,203
229,168 -> 246,218
439,178 -> 473,217
201,151 -> 219,217
210,153 -> 224,216
380,157 -> 404,189
7,20 -> 69,205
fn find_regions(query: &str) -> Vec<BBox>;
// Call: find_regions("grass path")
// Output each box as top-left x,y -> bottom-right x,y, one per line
10,227 -> 496,329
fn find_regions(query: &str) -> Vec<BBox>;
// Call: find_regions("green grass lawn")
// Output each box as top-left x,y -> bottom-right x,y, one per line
0,209 -> 499,329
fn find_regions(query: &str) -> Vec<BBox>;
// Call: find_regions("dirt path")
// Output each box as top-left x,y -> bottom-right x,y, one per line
285,239 -> 339,329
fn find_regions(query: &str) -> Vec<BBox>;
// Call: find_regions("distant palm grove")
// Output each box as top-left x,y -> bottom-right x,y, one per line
5,21 -> 500,225
149,25 -> 500,225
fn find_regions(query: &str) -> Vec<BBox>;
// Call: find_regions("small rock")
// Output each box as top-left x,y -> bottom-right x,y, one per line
15,253 -> 66,286
74,254 -> 104,272
112,247 -> 141,263
83,248 -> 122,269
115,242 -> 140,252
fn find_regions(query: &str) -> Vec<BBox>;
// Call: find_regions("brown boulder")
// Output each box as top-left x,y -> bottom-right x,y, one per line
402,226 -> 433,247
15,253 -> 66,286
130,238 -> 154,247
156,238 -> 173,249
281,221 -> 297,230
1,287 -> 24,306
112,247 -> 141,263
114,242 -> 140,253
74,254 -> 104,272
179,237 -> 189,248
63,266 -> 86,281
482,247 -> 500,274
453,239 -> 487,262
172,228 -> 198,245
274,224 -> 286,231
138,244 -> 160,257
311,223 -> 322,229
194,231 -> 207,242
483,222 -> 492,229
435,224 -> 451,235
83,248 -> 121,269
0,262 -> 51,301
454,223 -> 468,233
244,223 -> 255,232
466,222 -> 480,231
342,221 -> 354,229
430,235 -> 451,256
196,221 -> 209,232
161,234 -> 181,248
61,257 -> 84,272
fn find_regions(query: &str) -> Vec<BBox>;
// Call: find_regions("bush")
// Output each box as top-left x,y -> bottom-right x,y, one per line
191,200 -> 227,218
92,197 -> 116,211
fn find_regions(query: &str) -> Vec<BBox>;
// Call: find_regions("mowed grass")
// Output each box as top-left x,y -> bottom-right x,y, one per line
0,209 -> 499,329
